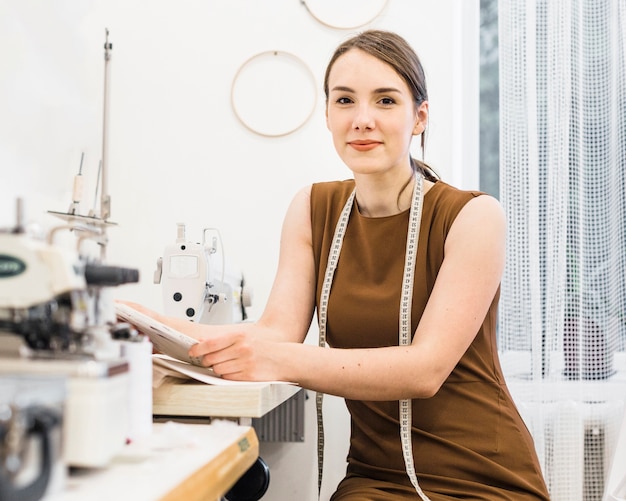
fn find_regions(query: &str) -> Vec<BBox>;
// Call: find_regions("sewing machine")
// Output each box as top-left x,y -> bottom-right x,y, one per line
0,199 -> 139,469
153,223 -> 252,325
0,30 -> 144,477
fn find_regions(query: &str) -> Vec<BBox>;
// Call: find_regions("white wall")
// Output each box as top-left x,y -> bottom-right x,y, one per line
0,1 -> 479,499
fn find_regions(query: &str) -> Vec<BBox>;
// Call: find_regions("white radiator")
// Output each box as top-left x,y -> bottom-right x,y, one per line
252,389 -> 305,442
517,399 -> 623,501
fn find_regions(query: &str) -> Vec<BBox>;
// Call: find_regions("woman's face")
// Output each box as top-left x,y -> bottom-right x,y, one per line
325,48 -> 428,177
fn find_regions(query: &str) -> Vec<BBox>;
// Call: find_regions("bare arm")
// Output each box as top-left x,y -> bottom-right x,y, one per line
189,194 -> 506,401
255,185 -> 317,342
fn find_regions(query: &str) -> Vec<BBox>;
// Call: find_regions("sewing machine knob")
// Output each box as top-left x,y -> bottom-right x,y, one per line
85,264 -> 139,286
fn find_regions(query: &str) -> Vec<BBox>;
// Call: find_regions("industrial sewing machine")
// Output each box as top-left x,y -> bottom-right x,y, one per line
0,198 -> 139,473
153,223 -> 252,325
0,32 -> 141,498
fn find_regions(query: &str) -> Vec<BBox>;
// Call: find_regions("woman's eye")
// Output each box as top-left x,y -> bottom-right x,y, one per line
379,97 -> 395,105
336,97 -> 353,104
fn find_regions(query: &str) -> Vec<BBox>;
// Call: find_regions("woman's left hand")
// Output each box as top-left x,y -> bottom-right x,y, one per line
188,324 -> 288,382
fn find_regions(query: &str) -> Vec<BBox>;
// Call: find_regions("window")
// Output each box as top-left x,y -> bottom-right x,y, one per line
479,0 -> 499,200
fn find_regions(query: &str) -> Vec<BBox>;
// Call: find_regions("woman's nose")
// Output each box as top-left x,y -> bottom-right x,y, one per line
352,105 -> 375,130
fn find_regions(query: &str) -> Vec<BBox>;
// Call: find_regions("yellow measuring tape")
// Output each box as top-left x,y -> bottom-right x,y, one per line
316,175 -> 430,500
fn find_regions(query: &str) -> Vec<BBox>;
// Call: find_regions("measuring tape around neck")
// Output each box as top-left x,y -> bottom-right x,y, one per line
316,176 -> 430,500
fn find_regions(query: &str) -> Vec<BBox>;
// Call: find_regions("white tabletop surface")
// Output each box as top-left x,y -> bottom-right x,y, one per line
46,420 -> 258,501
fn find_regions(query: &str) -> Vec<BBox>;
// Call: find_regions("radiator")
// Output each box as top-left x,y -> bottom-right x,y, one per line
516,395 -> 624,501
502,350 -> 626,500
252,389 -> 306,442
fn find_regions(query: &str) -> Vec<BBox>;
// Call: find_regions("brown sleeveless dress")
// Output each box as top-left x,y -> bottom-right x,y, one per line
310,180 -> 550,500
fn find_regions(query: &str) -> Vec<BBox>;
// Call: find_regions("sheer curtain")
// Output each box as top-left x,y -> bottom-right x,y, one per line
497,1 -> 626,500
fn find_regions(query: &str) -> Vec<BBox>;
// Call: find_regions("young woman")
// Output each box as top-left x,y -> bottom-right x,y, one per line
125,30 -> 550,500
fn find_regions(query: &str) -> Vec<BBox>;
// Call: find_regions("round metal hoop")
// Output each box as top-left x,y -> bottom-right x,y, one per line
300,0 -> 389,30
230,50 -> 317,138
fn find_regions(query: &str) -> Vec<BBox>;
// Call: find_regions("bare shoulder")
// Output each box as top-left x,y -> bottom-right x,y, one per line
281,185 -> 313,245
445,194 -> 506,255
293,184 -> 312,206
285,185 -> 312,221
456,193 -> 505,228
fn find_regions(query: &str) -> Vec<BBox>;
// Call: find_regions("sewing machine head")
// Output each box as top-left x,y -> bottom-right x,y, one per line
0,202 -> 139,359
0,224 -> 90,355
154,223 -> 252,325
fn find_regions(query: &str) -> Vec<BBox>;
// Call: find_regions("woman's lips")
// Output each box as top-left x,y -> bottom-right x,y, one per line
348,140 -> 382,152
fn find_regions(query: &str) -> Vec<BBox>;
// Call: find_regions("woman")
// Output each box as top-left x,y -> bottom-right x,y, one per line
126,30 -> 550,500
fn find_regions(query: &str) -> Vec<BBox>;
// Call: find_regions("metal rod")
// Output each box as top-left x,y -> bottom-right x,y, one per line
100,28 -> 112,223
99,29 -> 113,260
15,198 -> 24,233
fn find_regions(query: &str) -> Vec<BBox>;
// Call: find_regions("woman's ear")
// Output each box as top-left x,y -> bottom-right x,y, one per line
413,100 -> 429,136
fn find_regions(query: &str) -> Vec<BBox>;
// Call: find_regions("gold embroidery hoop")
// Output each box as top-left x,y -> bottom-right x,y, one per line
230,50 -> 317,138
300,0 -> 389,30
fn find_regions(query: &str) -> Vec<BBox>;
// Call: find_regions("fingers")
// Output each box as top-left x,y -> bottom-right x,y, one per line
193,341 -> 239,370
189,329 -> 243,358
189,331 -> 251,376
209,360 -> 241,379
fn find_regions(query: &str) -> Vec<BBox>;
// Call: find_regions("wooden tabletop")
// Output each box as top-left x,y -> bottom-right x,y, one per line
153,380 -> 302,419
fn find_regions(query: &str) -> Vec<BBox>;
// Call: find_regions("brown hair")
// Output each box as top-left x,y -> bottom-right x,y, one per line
324,30 -> 438,181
